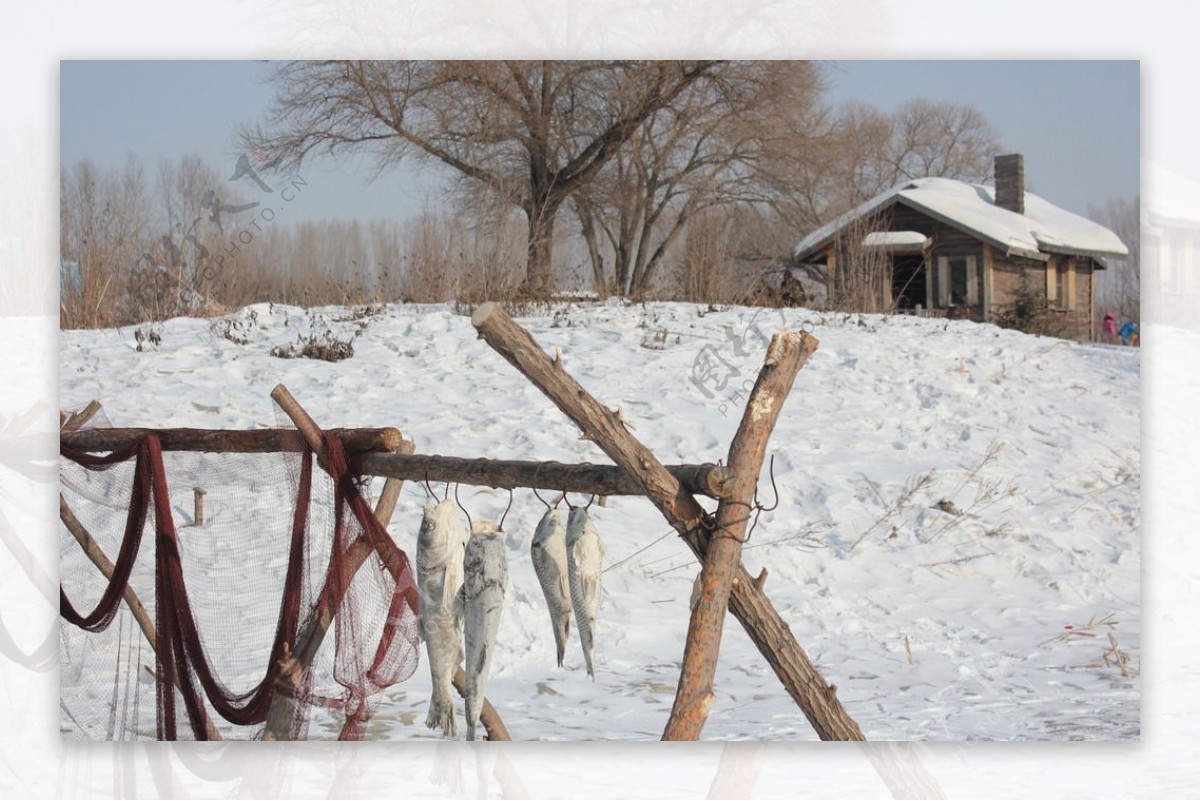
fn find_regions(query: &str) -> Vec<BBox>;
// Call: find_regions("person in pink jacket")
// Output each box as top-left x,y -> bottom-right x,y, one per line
1103,311 -> 1117,341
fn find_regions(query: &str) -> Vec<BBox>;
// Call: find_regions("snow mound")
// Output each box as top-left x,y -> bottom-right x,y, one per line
60,301 -> 1140,741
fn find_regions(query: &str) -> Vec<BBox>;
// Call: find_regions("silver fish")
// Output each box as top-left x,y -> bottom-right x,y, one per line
415,499 -> 467,738
566,505 -> 604,679
530,507 -> 571,667
461,519 -> 508,741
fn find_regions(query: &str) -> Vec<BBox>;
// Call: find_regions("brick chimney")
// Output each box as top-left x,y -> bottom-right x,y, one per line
994,153 -> 1024,215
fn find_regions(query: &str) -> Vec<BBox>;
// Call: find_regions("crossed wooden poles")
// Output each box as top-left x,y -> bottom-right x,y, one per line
61,304 -> 863,742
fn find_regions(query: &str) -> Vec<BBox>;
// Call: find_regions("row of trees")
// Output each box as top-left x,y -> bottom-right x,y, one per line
65,60 -> 1142,327
59,151 -> 540,327
248,60 -> 1004,298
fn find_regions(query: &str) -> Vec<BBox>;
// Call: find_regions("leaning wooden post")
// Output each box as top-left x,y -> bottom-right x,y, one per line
663,330 -> 816,740
471,303 -> 864,741
261,386 -> 395,740
60,493 -> 223,741
266,386 -> 512,741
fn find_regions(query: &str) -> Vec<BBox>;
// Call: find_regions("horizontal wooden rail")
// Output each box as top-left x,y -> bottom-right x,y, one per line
62,427 -> 403,455
354,452 -> 736,500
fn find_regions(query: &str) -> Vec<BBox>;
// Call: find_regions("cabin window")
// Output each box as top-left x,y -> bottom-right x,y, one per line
1047,258 -> 1076,311
936,256 -> 979,307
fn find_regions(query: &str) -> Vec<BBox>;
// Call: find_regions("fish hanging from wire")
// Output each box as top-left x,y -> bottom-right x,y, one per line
415,496 -> 467,738
566,500 -> 604,679
459,490 -> 510,741
530,492 -> 571,668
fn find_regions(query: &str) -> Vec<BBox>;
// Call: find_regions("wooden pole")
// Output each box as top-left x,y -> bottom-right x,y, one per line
62,426 -> 404,455
61,400 -> 103,433
193,488 -> 205,528
60,493 -> 223,741
452,667 -> 511,742
356,452 -> 735,499
471,303 -> 707,532
265,385 -> 512,741
470,302 -> 864,741
663,330 -> 816,740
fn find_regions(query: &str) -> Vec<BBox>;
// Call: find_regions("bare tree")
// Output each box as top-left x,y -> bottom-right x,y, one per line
885,99 -> 999,185
764,97 -> 1001,238
571,61 -> 826,298
1089,195 -> 1140,323
248,60 -> 723,295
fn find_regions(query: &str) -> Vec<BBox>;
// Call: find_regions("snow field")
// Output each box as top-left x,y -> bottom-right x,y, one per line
59,300 -> 1140,740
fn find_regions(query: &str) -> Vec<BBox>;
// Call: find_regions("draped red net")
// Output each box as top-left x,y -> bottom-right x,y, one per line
59,416 -> 420,741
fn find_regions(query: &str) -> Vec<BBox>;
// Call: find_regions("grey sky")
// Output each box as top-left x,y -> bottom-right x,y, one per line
60,60 -> 1139,227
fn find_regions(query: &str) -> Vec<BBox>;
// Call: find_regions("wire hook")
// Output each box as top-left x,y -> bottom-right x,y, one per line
453,483 -> 473,530
499,488 -> 515,531
756,454 -> 780,513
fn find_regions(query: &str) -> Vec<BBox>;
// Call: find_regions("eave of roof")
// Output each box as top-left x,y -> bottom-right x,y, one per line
793,177 -> 1129,264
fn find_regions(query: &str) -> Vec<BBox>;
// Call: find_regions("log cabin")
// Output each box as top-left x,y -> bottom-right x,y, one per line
791,155 -> 1129,341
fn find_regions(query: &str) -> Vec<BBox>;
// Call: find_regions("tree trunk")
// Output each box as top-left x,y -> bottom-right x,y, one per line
576,202 -> 609,297
522,196 -> 561,296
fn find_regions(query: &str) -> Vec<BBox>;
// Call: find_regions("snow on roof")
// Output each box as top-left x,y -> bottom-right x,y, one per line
861,231 -> 928,248
794,177 -> 1130,262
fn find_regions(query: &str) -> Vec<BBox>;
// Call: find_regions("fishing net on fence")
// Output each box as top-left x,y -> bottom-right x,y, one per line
58,406 -> 420,741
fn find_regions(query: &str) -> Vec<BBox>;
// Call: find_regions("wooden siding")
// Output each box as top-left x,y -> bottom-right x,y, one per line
815,201 -> 1101,341
988,250 -> 1097,341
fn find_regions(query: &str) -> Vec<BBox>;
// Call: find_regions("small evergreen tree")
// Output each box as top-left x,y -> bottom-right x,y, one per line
993,268 -> 1069,338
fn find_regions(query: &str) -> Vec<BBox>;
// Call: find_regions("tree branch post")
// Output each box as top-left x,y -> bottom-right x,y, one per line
662,330 -> 817,740
470,303 -> 864,741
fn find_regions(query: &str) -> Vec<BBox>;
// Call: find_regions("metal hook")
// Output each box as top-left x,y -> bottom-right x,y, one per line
741,454 -> 780,544
499,487 -> 514,531
756,454 -> 780,513
533,487 -> 552,511
585,493 -> 596,511
423,470 -> 436,501
453,483 -> 473,531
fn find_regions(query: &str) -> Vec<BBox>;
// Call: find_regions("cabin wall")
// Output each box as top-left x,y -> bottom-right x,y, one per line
987,249 -> 1097,341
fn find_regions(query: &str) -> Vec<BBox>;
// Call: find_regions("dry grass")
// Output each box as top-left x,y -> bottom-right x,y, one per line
848,469 -> 936,551
1040,612 -> 1138,678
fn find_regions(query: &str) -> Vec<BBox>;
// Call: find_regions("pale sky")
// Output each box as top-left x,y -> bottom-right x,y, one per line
59,60 -> 1139,226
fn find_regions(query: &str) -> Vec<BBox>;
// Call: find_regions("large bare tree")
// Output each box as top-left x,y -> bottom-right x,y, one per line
248,60 -> 722,294
570,61 -> 825,297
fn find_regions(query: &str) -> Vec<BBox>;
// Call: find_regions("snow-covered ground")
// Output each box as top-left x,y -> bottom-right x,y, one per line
58,300 -> 1140,741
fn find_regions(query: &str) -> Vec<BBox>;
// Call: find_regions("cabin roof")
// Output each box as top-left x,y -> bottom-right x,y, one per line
793,177 -> 1130,263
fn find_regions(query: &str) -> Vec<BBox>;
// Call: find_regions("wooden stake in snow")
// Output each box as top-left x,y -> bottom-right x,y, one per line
193,488 -> 205,528
470,302 -> 864,741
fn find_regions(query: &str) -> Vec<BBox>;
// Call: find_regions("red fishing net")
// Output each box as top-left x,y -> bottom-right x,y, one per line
59,412 -> 420,741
